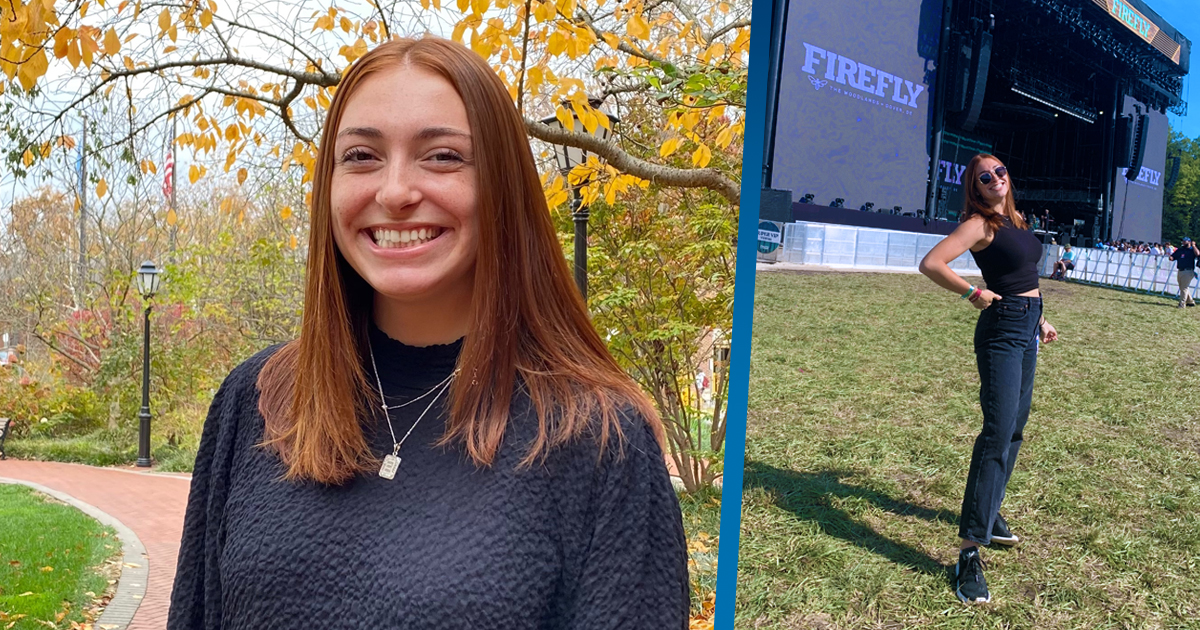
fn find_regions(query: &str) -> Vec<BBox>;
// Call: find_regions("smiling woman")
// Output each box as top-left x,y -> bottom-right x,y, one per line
166,37 -> 689,630
918,153 -> 1058,606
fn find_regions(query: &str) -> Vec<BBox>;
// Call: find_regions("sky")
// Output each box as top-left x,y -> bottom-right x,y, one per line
1151,0 -> 1200,139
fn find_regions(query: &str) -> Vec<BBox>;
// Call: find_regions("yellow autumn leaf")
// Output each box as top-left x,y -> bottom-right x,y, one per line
96,179 -> 107,197
280,206 -> 293,220
103,28 -> 120,55
691,143 -> 712,168
66,39 -> 82,68
188,164 -> 201,184
158,8 -> 171,33
21,149 -> 34,167
200,9 -> 212,27
289,235 -> 298,249
659,136 -> 681,158
237,168 -> 248,185
547,31 -> 567,56
715,126 -> 733,149
166,208 -> 178,226
53,28 -> 73,59
627,14 -> 650,40
554,106 -> 575,133
40,566 -> 53,572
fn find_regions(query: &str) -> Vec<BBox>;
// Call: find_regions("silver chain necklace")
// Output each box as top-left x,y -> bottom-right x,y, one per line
367,336 -> 457,480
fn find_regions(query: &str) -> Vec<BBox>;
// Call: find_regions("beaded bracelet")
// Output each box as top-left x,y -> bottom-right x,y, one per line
960,285 -> 976,299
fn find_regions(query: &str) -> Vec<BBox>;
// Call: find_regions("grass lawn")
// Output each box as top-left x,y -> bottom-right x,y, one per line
0,484 -> 120,630
737,271 -> 1200,630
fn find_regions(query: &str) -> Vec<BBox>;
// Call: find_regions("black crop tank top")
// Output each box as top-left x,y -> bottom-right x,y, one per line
969,216 -> 1042,296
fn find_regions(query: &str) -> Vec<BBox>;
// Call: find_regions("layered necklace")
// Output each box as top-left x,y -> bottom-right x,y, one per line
367,336 -> 457,480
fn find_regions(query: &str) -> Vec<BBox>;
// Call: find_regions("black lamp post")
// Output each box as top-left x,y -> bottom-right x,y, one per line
135,261 -> 161,467
539,101 -> 618,300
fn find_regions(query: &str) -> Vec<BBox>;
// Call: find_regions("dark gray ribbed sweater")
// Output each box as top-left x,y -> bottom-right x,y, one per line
166,326 -> 690,629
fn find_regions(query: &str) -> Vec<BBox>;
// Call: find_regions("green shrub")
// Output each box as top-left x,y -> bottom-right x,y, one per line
7,430 -> 137,466
0,375 -> 102,439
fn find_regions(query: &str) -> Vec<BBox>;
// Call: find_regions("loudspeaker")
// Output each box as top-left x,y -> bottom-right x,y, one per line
960,30 -> 992,132
948,32 -> 968,113
1073,236 -> 1086,247
1126,114 -> 1149,180
1165,155 -> 1182,189
759,188 -> 793,222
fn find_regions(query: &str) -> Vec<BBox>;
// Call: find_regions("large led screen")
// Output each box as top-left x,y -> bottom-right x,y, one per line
771,0 -> 942,213
1112,95 -> 1167,244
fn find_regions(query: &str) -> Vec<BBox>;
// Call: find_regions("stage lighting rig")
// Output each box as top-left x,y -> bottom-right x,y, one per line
830,198 -> 845,208
860,202 -> 874,212
800,193 -> 815,204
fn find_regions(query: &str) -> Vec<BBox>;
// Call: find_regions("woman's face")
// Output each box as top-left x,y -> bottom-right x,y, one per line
973,158 -> 1009,205
330,65 -> 478,307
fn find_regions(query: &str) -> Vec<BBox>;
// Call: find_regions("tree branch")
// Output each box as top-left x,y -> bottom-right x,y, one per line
524,119 -> 740,204
707,18 -> 750,42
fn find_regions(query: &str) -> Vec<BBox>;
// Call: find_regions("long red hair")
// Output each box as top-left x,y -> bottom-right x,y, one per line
962,154 -> 1027,231
256,37 -> 661,485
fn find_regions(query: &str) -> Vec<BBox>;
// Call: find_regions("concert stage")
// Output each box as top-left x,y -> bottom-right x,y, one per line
789,203 -> 960,236
759,0 -> 1191,244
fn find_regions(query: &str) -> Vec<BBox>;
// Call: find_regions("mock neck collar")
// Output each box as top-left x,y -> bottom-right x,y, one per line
366,322 -> 462,393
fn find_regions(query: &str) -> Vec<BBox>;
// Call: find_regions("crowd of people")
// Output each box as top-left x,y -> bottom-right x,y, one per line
1092,239 -> 1177,254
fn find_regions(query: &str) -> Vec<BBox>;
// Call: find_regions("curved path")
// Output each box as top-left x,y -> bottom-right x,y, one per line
0,460 -> 191,630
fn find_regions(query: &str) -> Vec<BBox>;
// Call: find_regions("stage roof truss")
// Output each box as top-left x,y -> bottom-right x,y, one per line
1018,0 -> 1186,112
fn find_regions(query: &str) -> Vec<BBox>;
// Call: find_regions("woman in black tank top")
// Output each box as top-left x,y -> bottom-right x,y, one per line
918,154 -> 1059,605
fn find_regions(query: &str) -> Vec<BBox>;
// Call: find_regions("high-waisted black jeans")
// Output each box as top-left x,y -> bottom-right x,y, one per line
959,295 -> 1041,544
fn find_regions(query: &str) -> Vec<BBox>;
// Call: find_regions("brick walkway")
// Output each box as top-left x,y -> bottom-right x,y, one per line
0,460 -> 191,630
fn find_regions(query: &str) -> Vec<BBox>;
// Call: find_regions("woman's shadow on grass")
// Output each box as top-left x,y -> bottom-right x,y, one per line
744,461 -> 956,577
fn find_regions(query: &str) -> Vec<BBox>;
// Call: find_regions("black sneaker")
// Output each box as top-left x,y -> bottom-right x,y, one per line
990,514 -> 1020,546
955,547 -> 990,604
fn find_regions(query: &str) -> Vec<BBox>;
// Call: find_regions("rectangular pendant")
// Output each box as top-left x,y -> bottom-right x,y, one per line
379,454 -> 401,480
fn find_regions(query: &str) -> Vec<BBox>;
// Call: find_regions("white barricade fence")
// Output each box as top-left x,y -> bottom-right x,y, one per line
1047,246 -> 1199,298
780,222 -> 979,272
779,221 -> 1200,299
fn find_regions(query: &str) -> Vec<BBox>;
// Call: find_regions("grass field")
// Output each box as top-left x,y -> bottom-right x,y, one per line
736,271 -> 1200,630
0,484 -> 120,630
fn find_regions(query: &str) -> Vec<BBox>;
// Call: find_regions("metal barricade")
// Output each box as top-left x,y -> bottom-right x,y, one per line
777,222 -> 1200,299
779,222 -> 978,272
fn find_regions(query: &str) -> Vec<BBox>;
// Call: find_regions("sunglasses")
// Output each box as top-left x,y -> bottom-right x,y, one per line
978,166 -> 1008,185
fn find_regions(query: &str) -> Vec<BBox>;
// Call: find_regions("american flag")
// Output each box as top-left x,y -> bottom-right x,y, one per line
162,148 -> 174,200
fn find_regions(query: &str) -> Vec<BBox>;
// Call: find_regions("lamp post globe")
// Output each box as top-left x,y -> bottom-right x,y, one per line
538,99 -> 618,301
136,261 -> 161,467
137,260 -> 162,298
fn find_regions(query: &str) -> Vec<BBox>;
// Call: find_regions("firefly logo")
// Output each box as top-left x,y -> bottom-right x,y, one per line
799,42 -> 926,108
1110,0 -> 1153,40
809,76 -> 829,90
